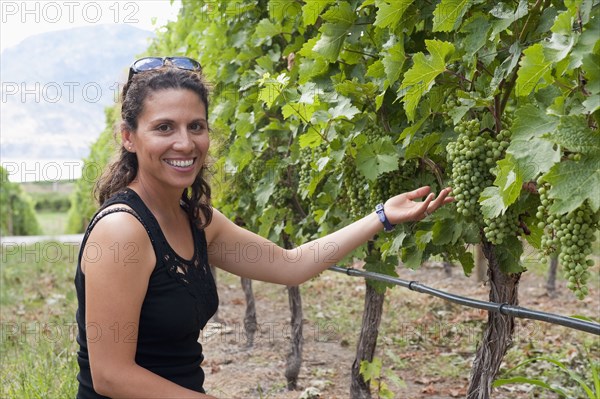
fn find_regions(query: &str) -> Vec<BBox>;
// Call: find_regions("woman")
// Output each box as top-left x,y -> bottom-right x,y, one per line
74,56 -> 453,398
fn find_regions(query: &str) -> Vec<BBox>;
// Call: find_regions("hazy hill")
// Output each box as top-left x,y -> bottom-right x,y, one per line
1,24 -> 154,161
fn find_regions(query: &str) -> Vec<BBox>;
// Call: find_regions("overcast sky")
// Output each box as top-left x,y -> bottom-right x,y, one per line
1,0 -> 181,52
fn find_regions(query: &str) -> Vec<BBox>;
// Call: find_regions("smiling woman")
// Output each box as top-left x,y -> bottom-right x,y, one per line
123,89 -> 210,194
73,56 -> 453,398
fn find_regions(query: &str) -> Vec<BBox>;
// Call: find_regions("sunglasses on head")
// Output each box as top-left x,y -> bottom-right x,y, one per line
126,56 -> 202,82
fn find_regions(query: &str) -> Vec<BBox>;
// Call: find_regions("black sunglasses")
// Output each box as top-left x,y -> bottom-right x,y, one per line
126,56 -> 202,82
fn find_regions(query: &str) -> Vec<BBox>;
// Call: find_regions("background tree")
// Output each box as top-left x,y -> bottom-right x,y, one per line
0,166 -> 41,236
66,107 -> 118,233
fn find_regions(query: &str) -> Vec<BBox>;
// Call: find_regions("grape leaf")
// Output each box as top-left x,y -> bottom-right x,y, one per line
364,252 -> 398,293
569,8 -> 600,69
282,102 -> 316,122
583,95 -> 600,114
545,156 -> 600,214
545,115 -> 600,155
432,217 -> 462,245
479,186 -> 505,218
356,138 -> 400,181
374,0 -> 415,28
415,230 -> 433,251
523,214 -> 543,249
397,115 -> 427,144
515,44 -> 554,97
511,103 -> 559,141
489,0 -> 528,39
387,231 -> 407,254
461,14 -> 491,56
382,39 -> 405,85
399,40 -> 455,121
366,60 -> 386,79
359,357 -> 382,382
313,2 -> 356,62
401,244 -> 423,270
302,0 -> 336,27
252,19 -> 282,45
433,0 -> 472,32
328,96 -> 360,120
495,236 -> 525,274
257,206 -> 277,237
299,129 -> 323,148
494,155 -> 523,207
306,168 -> 328,197
582,52 -> 600,95
255,175 -> 277,208
551,6 -> 574,35
450,244 -> 474,276
543,32 -> 575,63
506,137 -> 559,181
228,133 -> 254,172
404,132 -> 441,159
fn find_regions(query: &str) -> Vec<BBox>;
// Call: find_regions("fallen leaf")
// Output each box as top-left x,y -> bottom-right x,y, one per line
449,387 -> 467,397
421,384 -> 437,394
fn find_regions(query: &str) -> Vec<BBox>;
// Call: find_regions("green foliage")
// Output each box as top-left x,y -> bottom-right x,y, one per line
145,0 -> 599,297
66,107 -> 118,233
0,166 -> 42,236
1,242 -> 79,397
360,356 -> 406,398
32,192 -> 71,213
494,350 -> 600,399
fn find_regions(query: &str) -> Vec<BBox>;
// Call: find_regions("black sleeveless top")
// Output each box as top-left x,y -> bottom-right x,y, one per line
74,188 -> 218,397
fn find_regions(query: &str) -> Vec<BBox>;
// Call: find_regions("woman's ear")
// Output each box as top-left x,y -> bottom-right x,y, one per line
121,124 -> 135,152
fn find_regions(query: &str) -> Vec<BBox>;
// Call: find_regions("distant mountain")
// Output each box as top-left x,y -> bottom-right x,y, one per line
1,24 -> 154,160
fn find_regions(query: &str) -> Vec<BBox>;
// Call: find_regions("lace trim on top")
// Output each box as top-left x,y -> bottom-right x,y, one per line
118,189 -> 215,323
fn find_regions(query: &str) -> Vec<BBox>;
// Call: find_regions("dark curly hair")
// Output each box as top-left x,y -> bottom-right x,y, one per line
94,67 -> 213,228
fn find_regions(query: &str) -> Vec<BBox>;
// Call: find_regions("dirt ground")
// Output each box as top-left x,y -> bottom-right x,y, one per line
201,260 -> 600,399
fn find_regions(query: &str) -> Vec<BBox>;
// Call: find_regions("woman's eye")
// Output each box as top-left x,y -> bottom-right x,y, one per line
157,124 -> 171,132
190,122 -> 207,132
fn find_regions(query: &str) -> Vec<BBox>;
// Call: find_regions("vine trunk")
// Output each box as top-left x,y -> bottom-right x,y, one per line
285,285 -> 303,390
467,241 -> 522,398
241,277 -> 257,347
350,282 -> 385,398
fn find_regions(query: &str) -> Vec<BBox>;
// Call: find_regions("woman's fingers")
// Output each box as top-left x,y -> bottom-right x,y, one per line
425,188 -> 453,213
405,186 -> 431,200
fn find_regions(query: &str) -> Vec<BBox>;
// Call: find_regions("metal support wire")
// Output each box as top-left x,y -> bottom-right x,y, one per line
328,266 -> 600,336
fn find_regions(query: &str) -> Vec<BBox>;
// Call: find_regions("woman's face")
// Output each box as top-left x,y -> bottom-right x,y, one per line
125,88 -> 209,192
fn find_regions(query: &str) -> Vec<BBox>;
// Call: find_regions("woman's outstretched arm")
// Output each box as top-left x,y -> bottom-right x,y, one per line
206,186 -> 452,285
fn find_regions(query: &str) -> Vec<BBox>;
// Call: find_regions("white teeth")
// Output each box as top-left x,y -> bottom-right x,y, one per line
166,159 -> 194,167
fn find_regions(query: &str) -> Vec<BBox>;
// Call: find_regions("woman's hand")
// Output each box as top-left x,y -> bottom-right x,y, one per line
383,186 -> 453,225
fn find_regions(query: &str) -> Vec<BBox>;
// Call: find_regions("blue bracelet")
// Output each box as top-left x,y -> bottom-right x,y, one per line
375,203 -> 395,232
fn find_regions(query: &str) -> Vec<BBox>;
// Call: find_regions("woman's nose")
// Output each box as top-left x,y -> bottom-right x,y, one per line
173,130 -> 194,152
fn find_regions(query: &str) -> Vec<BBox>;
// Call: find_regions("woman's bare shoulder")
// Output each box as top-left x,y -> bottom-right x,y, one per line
82,204 -> 155,274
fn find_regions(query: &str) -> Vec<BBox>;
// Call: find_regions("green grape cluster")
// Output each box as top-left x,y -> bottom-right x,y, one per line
483,207 -> 520,245
537,182 -> 559,256
501,108 -> 515,131
297,145 -> 326,197
247,158 -> 265,186
363,124 -> 386,144
298,147 -> 312,194
440,95 -> 459,126
368,167 -> 413,210
447,120 -> 501,219
536,178 -> 599,299
272,186 -> 292,208
342,159 -> 369,219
